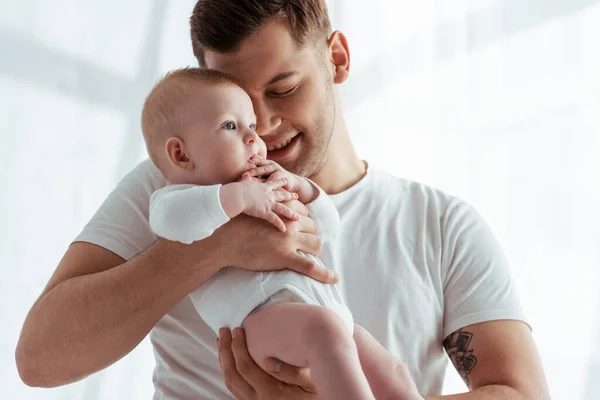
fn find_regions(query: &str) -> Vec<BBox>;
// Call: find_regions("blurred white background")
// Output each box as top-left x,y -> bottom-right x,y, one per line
1,0 -> 598,399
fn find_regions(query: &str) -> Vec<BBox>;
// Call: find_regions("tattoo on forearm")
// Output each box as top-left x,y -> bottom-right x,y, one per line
443,328 -> 478,387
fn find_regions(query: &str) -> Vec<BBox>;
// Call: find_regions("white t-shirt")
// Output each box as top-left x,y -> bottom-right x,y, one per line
75,159 -> 527,399
148,183 -> 353,335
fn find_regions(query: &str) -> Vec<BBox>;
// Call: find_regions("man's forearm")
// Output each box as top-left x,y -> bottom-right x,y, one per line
426,384 -> 532,400
16,238 -> 223,388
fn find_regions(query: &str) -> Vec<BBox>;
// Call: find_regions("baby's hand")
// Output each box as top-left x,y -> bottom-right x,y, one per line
245,156 -> 318,203
239,175 -> 300,232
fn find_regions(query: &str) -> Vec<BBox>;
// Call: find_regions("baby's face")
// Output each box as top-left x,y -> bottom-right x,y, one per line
182,84 -> 267,185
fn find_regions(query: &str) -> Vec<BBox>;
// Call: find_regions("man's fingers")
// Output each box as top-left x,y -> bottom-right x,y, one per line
272,202 -> 300,221
296,232 -> 322,256
295,215 -> 318,235
227,386 -> 245,400
231,328 -> 273,389
218,328 -> 255,400
288,252 -> 339,284
265,358 -> 316,392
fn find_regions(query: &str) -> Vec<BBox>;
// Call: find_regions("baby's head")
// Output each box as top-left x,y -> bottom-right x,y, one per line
141,67 -> 267,185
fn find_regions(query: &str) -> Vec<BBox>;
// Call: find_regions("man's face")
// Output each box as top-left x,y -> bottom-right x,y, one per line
204,20 -> 335,178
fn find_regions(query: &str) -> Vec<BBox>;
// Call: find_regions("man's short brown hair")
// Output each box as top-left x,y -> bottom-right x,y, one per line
190,0 -> 332,67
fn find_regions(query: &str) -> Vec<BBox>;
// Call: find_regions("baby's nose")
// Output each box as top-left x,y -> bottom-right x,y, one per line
244,131 -> 258,144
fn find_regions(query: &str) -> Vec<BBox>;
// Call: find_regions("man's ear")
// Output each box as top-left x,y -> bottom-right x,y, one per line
165,137 -> 194,170
327,30 -> 350,84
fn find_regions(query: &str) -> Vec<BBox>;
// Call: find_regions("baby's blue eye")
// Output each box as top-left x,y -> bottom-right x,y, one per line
225,121 -> 236,130
249,124 -> 256,131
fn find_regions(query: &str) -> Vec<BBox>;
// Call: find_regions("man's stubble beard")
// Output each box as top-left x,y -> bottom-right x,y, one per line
292,80 -> 336,178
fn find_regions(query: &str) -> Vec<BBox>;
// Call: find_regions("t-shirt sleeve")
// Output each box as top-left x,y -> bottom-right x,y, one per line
73,160 -> 165,261
304,179 -> 340,243
149,184 -> 230,244
441,198 -> 529,339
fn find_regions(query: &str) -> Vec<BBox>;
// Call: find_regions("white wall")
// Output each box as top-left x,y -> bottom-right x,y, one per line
0,1 -> 198,399
329,1 -> 600,398
1,1 -> 598,399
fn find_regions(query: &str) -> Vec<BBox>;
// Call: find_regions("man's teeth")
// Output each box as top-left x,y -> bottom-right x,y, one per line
267,138 -> 293,152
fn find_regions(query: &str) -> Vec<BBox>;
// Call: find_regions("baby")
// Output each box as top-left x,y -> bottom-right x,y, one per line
141,68 -> 411,400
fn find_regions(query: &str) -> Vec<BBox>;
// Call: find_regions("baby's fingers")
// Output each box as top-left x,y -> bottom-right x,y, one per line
271,202 -> 300,221
250,155 -> 272,166
265,178 -> 288,191
273,190 -> 298,202
247,164 -> 278,177
266,211 -> 287,232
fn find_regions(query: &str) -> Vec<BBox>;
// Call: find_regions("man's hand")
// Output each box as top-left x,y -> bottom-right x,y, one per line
217,328 -> 322,400
261,324 -> 423,400
217,326 -> 424,400
217,199 -> 339,284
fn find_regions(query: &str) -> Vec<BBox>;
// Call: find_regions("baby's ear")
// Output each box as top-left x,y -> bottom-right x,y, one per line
165,137 -> 194,170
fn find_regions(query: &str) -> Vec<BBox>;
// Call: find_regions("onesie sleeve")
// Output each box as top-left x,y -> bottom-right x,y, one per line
149,184 -> 230,244
304,179 -> 340,243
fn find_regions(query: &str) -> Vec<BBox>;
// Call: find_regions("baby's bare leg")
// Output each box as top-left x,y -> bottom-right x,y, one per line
242,302 -> 375,400
353,324 -> 423,400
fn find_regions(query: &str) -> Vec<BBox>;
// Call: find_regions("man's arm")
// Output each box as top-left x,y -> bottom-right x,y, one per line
426,320 -> 550,400
15,205 -> 333,389
432,197 -> 550,399
212,320 -> 550,400
15,237 -> 224,388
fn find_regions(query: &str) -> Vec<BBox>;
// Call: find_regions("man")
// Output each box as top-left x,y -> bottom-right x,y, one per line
16,1 -> 550,399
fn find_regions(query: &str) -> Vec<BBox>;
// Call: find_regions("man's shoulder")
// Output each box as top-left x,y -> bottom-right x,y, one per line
74,159 -> 166,260
116,158 -> 168,196
92,158 -> 168,217
124,158 -> 167,184
367,170 -> 487,238
367,169 -> 458,209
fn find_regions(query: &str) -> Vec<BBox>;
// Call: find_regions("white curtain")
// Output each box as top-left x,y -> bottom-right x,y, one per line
328,0 -> 600,398
1,1 -> 598,399
1,1 -> 198,399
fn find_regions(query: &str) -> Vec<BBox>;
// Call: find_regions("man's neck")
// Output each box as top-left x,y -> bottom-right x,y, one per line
309,119 -> 366,195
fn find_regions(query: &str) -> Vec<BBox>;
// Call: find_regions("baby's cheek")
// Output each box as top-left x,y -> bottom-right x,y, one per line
257,143 -> 268,158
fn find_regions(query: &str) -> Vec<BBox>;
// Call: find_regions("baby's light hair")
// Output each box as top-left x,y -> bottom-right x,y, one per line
141,67 -> 241,168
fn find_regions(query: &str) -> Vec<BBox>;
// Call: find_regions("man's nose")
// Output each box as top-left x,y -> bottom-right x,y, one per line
254,100 -> 282,136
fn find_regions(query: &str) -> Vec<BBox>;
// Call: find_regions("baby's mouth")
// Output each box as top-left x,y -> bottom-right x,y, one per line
246,155 -> 259,168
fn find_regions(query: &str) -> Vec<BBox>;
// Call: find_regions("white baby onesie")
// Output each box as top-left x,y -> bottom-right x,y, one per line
149,182 -> 354,334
